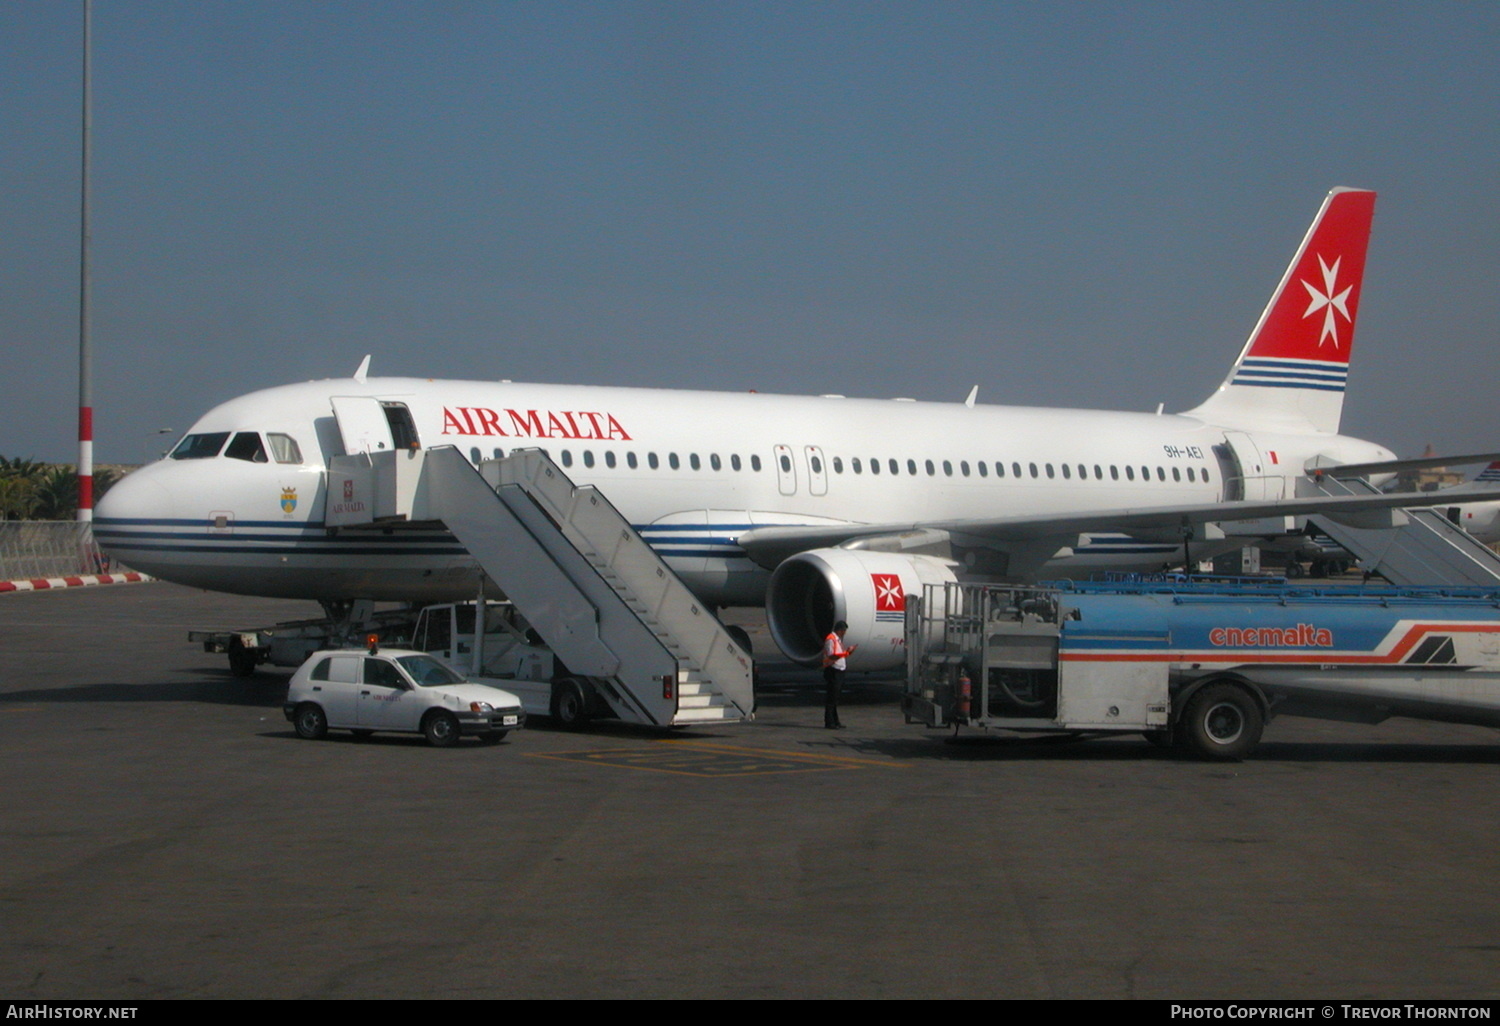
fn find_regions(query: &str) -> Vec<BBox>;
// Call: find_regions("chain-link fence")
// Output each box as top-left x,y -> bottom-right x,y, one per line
0,521 -> 121,580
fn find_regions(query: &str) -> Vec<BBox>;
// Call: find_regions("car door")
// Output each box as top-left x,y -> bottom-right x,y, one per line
357,657 -> 421,730
309,655 -> 361,728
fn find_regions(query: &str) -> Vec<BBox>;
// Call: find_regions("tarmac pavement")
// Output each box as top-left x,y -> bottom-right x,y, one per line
2,582 -> 1499,999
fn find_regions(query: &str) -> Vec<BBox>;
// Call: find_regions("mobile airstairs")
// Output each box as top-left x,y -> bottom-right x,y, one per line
1300,470 -> 1500,586
325,446 -> 754,727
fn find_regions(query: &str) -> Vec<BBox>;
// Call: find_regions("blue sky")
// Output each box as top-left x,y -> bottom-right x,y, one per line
3,1 -> 1498,464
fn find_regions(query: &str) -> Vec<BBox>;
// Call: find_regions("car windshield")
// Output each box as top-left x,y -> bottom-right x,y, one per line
394,654 -> 466,687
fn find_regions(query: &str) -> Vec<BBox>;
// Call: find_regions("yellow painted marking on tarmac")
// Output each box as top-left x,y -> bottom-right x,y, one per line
529,739 -> 906,777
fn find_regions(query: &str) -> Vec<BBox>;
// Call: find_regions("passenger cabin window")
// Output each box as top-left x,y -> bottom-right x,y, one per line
224,432 -> 269,463
169,432 -> 229,460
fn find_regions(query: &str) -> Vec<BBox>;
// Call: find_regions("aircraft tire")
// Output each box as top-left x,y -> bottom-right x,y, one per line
550,677 -> 591,729
294,703 -> 328,741
423,710 -> 462,748
1178,681 -> 1263,762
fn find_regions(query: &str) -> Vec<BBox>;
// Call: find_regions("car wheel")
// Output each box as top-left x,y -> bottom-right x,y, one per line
551,677 -> 590,729
423,710 -> 462,748
1179,682 -> 1263,762
294,703 -> 327,740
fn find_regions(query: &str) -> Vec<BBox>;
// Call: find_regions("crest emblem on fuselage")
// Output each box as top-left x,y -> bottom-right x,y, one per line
281,487 -> 297,514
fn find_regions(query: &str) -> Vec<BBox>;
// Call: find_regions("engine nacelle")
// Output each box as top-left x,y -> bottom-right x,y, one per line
766,549 -> 958,672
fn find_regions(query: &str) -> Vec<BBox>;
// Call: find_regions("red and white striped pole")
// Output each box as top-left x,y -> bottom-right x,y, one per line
77,0 -> 93,523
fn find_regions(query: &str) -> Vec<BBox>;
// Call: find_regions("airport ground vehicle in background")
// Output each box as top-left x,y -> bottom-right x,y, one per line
284,646 -> 525,747
903,578 -> 1500,760
196,595 -> 748,728
196,599 -> 589,724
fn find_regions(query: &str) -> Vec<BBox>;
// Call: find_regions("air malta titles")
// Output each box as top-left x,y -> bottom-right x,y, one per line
441,407 -> 632,441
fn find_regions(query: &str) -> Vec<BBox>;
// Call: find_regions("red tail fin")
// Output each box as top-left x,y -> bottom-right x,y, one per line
1189,188 -> 1376,434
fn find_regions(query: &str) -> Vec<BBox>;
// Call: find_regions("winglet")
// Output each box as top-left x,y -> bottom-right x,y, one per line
353,355 -> 371,384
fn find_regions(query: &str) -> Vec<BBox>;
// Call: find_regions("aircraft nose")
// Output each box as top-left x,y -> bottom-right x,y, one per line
96,464 -> 173,523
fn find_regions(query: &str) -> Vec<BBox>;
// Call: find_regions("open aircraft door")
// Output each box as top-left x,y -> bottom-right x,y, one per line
332,396 -> 396,455
1222,431 -> 1285,501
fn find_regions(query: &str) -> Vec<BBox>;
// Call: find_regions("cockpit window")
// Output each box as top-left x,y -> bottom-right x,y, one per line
267,433 -> 303,464
169,432 -> 230,460
224,432 -> 269,463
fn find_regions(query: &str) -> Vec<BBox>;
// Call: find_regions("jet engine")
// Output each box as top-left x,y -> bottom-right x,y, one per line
765,549 -> 958,672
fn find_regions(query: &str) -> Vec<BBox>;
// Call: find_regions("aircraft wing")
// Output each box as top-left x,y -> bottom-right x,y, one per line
734,485 -> 1500,571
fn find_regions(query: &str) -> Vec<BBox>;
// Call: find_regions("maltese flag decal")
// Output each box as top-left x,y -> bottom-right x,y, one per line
872,573 -> 905,622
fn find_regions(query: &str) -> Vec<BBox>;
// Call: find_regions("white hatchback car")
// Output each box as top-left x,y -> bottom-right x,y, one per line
284,648 -> 526,747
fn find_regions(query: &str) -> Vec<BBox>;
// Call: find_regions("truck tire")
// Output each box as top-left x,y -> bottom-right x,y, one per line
1178,682 -> 1263,761
550,677 -> 591,729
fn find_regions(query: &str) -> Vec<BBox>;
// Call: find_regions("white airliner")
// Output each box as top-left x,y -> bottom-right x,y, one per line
99,188 -> 1484,670
1435,463 -> 1500,542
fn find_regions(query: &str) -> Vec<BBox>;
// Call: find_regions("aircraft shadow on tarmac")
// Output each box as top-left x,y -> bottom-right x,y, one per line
0,670 -> 292,707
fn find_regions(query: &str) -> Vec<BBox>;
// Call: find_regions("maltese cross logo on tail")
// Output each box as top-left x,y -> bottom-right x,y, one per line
1301,254 -> 1355,348
872,574 -> 904,612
